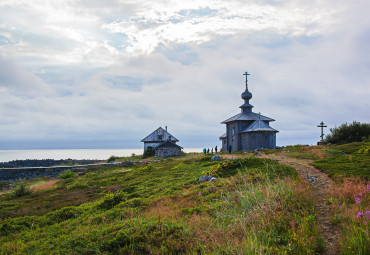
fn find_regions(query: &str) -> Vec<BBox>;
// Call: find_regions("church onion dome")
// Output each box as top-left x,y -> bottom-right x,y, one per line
241,90 -> 252,100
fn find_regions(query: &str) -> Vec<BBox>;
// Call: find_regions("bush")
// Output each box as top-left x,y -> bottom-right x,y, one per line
97,191 -> 129,210
11,179 -> 31,197
324,121 -> 370,144
143,146 -> 155,158
107,155 -> 118,163
59,170 -> 75,179
46,206 -> 84,224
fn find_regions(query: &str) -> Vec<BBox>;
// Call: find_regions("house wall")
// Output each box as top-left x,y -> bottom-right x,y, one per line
226,122 -> 239,151
220,138 -> 227,152
155,147 -> 182,158
144,142 -> 162,151
225,120 -> 254,151
241,132 -> 276,151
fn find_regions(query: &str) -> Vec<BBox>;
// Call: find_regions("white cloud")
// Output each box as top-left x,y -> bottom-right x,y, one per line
0,0 -> 369,149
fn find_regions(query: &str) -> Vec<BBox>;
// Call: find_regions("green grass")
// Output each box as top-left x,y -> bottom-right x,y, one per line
0,154 -> 323,254
284,145 -> 320,160
310,142 -> 370,180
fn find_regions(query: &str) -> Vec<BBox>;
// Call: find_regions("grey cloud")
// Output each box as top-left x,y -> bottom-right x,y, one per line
155,42 -> 199,65
0,56 -> 52,96
0,0 -> 369,149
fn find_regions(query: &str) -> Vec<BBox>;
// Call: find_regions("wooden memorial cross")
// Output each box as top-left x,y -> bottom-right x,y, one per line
317,121 -> 327,143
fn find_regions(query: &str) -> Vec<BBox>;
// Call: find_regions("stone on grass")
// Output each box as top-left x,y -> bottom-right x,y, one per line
198,176 -> 217,182
211,155 -> 221,161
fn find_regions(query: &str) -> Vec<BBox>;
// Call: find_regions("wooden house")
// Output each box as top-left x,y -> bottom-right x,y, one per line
141,127 -> 182,157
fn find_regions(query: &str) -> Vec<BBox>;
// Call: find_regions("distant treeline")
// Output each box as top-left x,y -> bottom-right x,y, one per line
0,159 -> 100,168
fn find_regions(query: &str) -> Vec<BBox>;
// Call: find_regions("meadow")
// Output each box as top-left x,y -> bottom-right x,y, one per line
284,141 -> 370,254
0,153 -> 323,254
0,142 -> 368,254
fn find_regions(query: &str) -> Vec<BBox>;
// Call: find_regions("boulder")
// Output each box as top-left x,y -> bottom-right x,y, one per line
198,176 -> 217,182
211,155 -> 221,161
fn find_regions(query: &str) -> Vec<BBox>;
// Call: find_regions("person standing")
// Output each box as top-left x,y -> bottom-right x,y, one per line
228,144 -> 232,154
215,146 -> 218,153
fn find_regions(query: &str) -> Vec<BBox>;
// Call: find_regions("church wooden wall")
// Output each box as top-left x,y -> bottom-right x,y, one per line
241,132 -> 276,151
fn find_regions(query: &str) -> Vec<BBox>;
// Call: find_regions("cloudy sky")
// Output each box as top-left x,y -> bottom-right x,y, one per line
0,0 -> 369,150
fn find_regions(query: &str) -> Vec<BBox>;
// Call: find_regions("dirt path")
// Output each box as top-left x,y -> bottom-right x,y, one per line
32,180 -> 58,191
258,153 -> 339,254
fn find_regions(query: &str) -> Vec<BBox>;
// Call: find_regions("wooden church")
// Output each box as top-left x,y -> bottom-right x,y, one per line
220,72 -> 278,152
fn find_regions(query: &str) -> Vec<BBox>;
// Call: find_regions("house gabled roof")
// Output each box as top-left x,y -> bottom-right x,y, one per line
240,120 -> 279,133
221,112 -> 274,124
141,127 -> 179,143
155,140 -> 183,149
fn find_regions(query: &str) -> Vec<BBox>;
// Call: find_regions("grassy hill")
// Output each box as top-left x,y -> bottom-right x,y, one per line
0,154 -> 323,254
0,142 -> 368,254
283,141 -> 370,180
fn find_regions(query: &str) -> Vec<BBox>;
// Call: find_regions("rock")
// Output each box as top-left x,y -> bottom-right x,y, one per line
122,161 -> 133,166
211,155 -> 221,161
198,176 -> 217,182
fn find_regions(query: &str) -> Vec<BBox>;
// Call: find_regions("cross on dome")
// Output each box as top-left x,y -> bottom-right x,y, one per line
243,71 -> 250,87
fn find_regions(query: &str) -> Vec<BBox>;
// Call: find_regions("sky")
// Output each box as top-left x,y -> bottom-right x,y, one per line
0,0 -> 369,150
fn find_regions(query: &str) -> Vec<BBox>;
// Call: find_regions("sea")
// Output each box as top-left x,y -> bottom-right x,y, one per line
0,148 -> 204,163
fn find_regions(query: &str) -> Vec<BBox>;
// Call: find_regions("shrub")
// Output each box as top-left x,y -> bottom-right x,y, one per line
324,121 -> 370,144
0,216 -> 40,235
107,155 -> 118,163
11,179 -> 31,197
97,191 -> 129,210
203,157 -> 290,178
59,170 -> 75,179
199,154 -> 213,162
143,146 -> 155,158
46,206 -> 84,224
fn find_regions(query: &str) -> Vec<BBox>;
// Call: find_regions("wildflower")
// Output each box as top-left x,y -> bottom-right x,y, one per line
367,184 -> 370,192
355,197 -> 361,205
359,192 -> 363,197
357,212 -> 364,218
366,211 -> 370,220
198,191 -> 202,197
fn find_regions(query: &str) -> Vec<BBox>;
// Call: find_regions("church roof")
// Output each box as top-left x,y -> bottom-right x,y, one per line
219,133 -> 226,139
141,127 -> 179,143
240,120 -> 279,133
221,112 -> 274,124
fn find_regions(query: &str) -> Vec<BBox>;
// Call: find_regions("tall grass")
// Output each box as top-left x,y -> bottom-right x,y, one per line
327,179 -> 370,254
0,156 -> 324,254
188,168 -> 323,254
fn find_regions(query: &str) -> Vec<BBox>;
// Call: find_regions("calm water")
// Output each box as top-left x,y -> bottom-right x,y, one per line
0,148 -> 203,162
